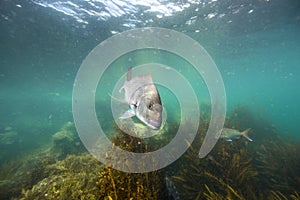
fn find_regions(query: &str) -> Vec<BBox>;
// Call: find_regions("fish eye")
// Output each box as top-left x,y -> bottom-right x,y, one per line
148,103 -> 153,109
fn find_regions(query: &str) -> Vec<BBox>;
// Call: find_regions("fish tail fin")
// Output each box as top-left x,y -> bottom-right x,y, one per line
241,128 -> 253,141
126,67 -> 132,81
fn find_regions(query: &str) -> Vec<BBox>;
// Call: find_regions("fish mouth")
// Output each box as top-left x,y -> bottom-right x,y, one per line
147,120 -> 162,130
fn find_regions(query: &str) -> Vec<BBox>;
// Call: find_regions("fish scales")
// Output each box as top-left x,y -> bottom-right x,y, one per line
119,68 -> 162,130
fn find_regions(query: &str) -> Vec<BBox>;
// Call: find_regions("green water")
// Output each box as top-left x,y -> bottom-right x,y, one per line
0,0 -> 299,199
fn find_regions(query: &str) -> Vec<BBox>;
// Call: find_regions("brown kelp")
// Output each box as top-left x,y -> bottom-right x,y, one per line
95,124 -> 167,200
2,106 -> 300,199
18,121 -> 168,200
20,153 -> 102,200
170,105 -> 300,200
0,121 -> 89,199
96,165 -> 165,200
0,149 -> 53,199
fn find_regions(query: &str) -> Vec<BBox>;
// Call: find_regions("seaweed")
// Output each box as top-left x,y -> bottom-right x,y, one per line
0,152 -> 52,199
96,165 -> 165,200
50,121 -> 85,160
2,106 -> 300,199
95,125 -> 167,200
20,153 -> 102,200
290,191 -> 300,200
0,121 -> 87,199
203,183 -> 243,200
18,122 -> 168,200
254,136 -> 300,196
169,105 -> 300,200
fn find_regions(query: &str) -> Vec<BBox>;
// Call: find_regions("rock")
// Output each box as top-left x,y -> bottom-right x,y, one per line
0,131 -> 19,145
50,121 -> 85,160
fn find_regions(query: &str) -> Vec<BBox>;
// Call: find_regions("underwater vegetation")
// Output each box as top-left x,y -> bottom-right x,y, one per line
0,121 -> 86,200
0,120 -> 170,200
170,105 -> 300,200
50,121 -> 86,160
20,153 -> 102,200
0,105 -> 299,199
0,151 -> 52,199
96,130 -> 167,200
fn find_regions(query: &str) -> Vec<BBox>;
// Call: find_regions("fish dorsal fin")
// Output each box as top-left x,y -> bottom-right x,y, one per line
121,70 -> 155,105
132,74 -> 153,85
127,74 -> 153,91
109,93 -> 127,104
126,67 -> 132,81
144,74 -> 153,82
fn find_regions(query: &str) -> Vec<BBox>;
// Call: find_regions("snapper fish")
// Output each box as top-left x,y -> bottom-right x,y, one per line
220,128 -> 253,142
119,68 -> 162,130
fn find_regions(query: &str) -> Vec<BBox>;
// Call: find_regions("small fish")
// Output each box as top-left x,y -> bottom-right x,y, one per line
119,68 -> 162,129
220,128 -> 253,142
165,176 -> 180,200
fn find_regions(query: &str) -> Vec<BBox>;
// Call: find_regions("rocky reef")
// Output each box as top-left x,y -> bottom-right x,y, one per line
95,131 -> 167,200
0,127 -> 21,162
20,153 -> 101,200
0,121 -> 86,200
18,122 -> 168,200
0,105 -> 299,200
50,121 -> 85,160
168,106 -> 300,200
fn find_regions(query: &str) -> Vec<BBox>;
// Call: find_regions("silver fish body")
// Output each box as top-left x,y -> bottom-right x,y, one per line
119,68 -> 162,130
220,128 -> 252,142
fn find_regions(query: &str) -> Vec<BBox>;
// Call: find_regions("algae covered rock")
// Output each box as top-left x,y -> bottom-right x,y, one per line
0,121 -> 87,199
50,121 -> 85,160
0,153 -> 51,200
0,130 -> 19,145
20,153 -> 102,200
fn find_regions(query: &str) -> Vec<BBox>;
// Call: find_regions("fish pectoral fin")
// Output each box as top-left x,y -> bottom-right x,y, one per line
109,93 -> 127,104
119,86 -> 124,93
119,109 -> 135,119
214,129 -> 223,139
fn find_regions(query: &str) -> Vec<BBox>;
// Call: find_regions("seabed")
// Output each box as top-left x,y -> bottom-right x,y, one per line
0,105 -> 299,200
